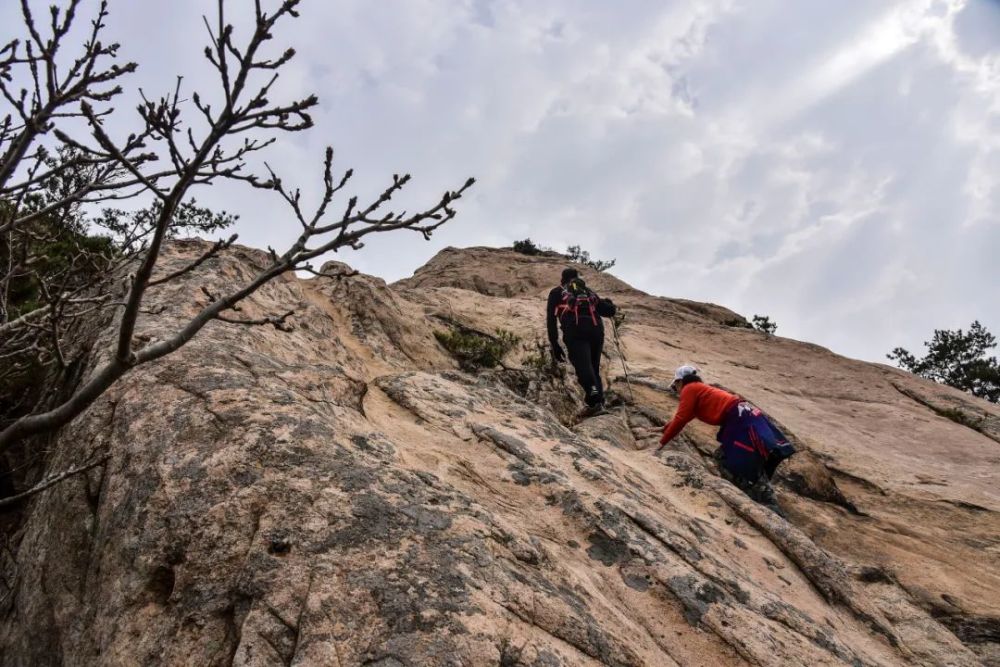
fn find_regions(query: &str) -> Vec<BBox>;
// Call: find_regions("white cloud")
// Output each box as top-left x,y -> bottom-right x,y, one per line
2,0 -> 997,362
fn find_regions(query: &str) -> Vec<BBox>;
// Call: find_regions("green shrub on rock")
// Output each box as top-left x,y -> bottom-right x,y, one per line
435,328 -> 521,370
512,239 -> 545,255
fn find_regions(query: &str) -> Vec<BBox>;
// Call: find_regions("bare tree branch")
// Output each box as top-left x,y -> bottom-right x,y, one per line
0,0 -> 473,457
148,234 -> 237,287
0,0 -> 137,190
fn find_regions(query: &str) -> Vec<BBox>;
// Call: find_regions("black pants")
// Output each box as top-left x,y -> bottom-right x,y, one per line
564,329 -> 604,406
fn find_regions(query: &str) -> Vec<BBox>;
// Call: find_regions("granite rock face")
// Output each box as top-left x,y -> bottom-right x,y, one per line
2,242 -> 998,666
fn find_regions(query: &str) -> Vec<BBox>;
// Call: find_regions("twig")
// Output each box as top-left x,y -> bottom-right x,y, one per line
0,454 -> 109,508
148,234 -> 238,286
215,308 -> 294,330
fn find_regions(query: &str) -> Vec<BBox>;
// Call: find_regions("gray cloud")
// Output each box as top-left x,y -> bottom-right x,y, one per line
3,0 -> 997,363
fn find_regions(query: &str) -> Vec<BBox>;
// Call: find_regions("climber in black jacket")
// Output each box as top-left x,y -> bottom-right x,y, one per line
547,268 -> 616,414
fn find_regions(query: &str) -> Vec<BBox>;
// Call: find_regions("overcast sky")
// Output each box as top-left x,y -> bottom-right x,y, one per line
4,0 -> 998,362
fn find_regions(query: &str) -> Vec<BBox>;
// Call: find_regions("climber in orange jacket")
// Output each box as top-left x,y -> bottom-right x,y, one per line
656,365 -> 795,513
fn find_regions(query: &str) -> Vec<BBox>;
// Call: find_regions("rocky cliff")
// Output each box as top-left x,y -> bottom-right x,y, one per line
1,242 -> 998,666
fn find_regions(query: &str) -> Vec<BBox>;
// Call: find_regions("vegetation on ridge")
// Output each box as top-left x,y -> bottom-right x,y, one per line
566,244 -> 615,272
752,315 -> 778,336
512,239 -> 545,256
512,238 -> 616,272
889,320 -> 1000,403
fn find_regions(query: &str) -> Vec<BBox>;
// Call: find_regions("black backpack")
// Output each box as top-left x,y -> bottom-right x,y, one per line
554,278 -> 600,327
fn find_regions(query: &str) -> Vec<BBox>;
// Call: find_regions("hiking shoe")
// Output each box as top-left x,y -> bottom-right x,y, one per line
747,478 -> 785,517
755,479 -> 779,507
765,502 -> 787,519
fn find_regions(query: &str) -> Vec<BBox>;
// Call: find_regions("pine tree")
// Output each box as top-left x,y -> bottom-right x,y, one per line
888,321 -> 1000,403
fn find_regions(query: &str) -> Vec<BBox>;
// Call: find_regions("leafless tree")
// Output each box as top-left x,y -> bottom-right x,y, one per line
0,0 -> 473,463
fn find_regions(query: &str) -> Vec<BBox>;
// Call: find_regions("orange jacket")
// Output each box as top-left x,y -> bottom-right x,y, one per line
660,382 -> 740,445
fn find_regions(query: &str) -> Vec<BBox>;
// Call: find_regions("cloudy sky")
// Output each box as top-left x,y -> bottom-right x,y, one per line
4,0 -> 998,362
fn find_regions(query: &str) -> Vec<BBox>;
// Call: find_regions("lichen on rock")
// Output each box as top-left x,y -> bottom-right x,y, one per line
1,242 -> 998,666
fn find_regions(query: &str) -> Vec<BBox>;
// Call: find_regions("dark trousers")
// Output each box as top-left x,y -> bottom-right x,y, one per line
564,329 -> 604,406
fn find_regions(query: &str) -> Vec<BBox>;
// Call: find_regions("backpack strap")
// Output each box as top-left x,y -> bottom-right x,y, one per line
554,288 -> 573,318
584,290 -> 599,326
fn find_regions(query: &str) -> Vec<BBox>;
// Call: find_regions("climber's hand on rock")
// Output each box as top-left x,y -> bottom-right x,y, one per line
551,346 -> 566,363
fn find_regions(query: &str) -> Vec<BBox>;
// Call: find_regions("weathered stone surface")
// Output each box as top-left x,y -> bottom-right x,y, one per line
1,242 -> 997,666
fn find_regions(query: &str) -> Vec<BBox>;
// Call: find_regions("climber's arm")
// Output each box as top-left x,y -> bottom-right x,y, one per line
546,288 -> 561,350
659,385 -> 697,447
